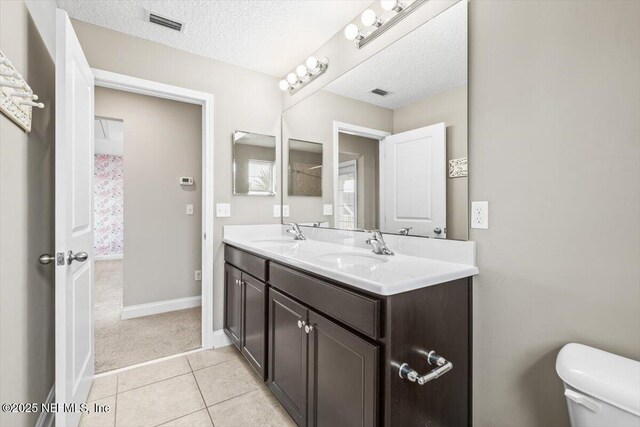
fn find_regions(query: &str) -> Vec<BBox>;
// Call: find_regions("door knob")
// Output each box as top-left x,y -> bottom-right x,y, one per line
67,251 -> 88,264
39,254 -> 55,265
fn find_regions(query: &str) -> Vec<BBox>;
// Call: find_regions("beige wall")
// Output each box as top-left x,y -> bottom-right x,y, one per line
394,85 -> 468,240
338,134 -> 380,230
71,19 -> 282,329
469,1 -> 640,426
95,87 -> 203,307
0,2 -> 56,426
282,90 -> 393,225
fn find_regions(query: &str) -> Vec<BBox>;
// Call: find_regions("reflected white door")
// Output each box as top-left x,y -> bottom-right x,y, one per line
383,123 -> 446,238
55,9 -> 95,427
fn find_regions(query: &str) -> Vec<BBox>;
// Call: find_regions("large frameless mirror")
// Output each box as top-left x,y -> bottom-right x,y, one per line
281,1 -> 468,239
233,131 -> 277,196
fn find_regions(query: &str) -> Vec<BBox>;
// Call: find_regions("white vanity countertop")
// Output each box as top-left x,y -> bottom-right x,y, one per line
223,227 -> 479,296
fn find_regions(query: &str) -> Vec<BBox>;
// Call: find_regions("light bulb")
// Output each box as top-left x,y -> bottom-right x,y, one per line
296,64 -> 308,77
361,9 -> 378,27
278,80 -> 290,91
381,0 -> 399,11
286,72 -> 298,85
306,56 -> 319,70
344,24 -> 360,41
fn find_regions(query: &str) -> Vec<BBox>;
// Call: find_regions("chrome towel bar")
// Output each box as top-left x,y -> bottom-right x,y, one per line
399,350 -> 453,385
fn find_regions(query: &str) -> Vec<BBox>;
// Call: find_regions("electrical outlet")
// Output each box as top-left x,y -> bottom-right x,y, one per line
194,270 -> 202,281
471,201 -> 489,229
282,205 -> 290,217
273,205 -> 281,217
216,203 -> 231,217
323,204 -> 333,216
186,204 -> 194,215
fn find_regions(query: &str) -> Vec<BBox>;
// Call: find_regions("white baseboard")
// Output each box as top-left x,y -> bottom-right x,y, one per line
121,296 -> 201,320
212,329 -> 232,348
35,384 -> 55,427
95,254 -> 123,261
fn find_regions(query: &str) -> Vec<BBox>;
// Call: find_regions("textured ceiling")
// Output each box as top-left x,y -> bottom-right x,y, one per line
57,0 -> 372,77
323,1 -> 467,110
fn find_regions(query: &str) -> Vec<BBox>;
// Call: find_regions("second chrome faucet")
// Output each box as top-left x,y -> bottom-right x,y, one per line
365,230 -> 394,255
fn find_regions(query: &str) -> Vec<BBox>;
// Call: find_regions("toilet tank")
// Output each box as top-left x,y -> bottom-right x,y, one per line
556,343 -> 640,427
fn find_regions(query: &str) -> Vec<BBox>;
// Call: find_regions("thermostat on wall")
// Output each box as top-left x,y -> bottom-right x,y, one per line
179,177 -> 194,186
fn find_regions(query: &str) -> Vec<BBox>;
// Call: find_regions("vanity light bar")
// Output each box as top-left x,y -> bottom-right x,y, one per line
278,56 -> 329,95
344,0 -> 427,49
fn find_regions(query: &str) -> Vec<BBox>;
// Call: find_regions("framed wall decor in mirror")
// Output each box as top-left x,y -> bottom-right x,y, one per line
233,131 -> 277,196
281,0 -> 467,239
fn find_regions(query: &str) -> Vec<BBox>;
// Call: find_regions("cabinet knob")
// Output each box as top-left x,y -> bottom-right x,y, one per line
304,324 -> 315,334
297,320 -> 306,329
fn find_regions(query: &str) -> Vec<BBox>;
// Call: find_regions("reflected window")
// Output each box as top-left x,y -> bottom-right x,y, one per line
248,159 -> 275,195
337,160 -> 357,229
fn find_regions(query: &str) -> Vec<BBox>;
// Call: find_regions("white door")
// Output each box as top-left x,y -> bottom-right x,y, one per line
55,9 -> 95,427
383,123 -> 446,238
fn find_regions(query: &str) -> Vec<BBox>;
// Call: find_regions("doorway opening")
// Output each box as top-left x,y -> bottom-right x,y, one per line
91,70 -> 215,374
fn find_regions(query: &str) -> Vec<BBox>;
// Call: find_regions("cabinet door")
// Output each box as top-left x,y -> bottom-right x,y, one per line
308,311 -> 379,427
268,289 -> 308,426
242,274 -> 267,379
224,263 -> 242,350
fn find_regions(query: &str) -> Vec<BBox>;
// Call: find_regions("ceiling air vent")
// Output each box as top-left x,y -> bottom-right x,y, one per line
371,88 -> 389,97
145,10 -> 184,32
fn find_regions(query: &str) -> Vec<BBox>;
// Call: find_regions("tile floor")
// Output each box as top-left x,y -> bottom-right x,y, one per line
81,346 -> 295,427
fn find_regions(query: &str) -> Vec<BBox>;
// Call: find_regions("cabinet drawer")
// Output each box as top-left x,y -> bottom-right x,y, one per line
225,245 -> 268,281
269,263 -> 380,339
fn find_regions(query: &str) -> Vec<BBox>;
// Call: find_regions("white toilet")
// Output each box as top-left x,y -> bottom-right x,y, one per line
556,343 -> 640,427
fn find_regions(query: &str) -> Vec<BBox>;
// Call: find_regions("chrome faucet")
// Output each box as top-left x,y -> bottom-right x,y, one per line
365,230 -> 394,255
398,227 -> 412,236
286,223 -> 306,240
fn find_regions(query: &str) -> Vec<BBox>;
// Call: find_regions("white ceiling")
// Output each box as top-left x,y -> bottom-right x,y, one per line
95,117 -> 124,155
234,131 -> 276,148
323,1 -> 467,110
290,139 -> 323,153
57,0 -> 372,77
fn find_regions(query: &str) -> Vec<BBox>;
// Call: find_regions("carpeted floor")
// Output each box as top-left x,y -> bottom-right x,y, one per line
95,260 -> 201,373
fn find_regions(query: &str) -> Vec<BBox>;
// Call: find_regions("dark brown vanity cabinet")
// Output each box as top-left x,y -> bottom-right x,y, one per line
223,261 -> 267,379
267,288 -> 379,427
223,263 -> 242,349
225,244 -> 471,427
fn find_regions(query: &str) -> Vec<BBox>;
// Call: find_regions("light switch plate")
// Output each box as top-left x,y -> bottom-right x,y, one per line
323,204 -> 333,216
471,201 -> 489,229
186,204 -> 194,215
273,205 -> 281,217
216,203 -> 231,217
282,205 -> 290,218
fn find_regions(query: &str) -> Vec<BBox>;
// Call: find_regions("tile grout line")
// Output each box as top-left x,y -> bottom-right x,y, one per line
206,387 -> 260,409
113,375 -> 118,427
118,370 -> 193,395
152,408 -> 211,427
189,361 -> 216,427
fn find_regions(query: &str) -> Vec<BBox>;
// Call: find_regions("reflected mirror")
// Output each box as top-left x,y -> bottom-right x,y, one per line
288,139 -> 323,197
233,131 -> 277,195
281,1 -> 467,239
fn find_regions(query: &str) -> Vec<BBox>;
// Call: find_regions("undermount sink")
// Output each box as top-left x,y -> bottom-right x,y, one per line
316,252 -> 389,267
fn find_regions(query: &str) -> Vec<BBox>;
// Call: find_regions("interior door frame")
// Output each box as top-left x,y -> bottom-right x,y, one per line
92,69 -> 215,349
332,121 -> 390,230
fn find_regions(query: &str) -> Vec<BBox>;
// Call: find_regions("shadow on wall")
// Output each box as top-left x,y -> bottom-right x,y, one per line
519,347 -> 569,426
25,12 -> 56,426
